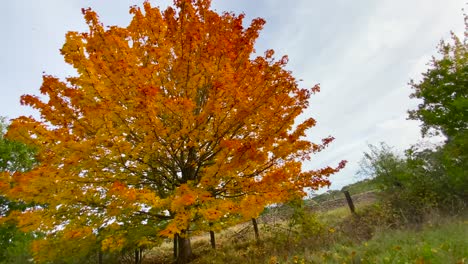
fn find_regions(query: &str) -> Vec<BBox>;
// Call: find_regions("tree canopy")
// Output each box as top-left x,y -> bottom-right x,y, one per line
407,16 -> 468,210
408,18 -> 468,139
2,0 -> 345,262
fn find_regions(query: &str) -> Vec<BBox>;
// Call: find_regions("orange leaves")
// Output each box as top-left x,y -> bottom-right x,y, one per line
220,139 -> 242,150
199,199 -> 237,222
0,171 -> 9,193
201,208 -> 223,221
31,240 -> 56,263
4,0 -> 347,258
81,8 -> 100,27
32,229 -> 98,262
63,227 -> 93,240
158,221 -> 181,238
239,195 -> 265,220
137,85 -> 160,98
106,181 -> 165,216
110,180 -> 126,192
139,190 -> 162,208
12,210 -> 43,232
170,184 -> 197,212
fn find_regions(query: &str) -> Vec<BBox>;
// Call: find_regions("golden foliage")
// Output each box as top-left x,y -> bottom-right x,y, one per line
4,0 -> 345,261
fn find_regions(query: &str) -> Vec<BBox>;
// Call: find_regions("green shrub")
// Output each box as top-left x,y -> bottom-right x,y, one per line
359,141 -> 467,225
0,224 -> 34,264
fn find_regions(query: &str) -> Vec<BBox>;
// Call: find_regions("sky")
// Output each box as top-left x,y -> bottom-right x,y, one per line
0,0 -> 465,191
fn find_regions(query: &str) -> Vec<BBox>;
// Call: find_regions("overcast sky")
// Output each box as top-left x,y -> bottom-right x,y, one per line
1,0 -> 465,191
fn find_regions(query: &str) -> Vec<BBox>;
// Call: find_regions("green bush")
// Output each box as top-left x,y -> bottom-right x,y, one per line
359,141 -> 467,225
0,223 -> 34,264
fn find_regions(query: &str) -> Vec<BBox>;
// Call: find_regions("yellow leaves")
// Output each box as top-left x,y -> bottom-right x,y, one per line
201,208 -> 223,221
198,190 -> 214,203
61,31 -> 87,67
0,171 -> 10,193
269,256 -> 279,264
239,195 -> 266,220
217,199 -> 237,213
105,182 -> 159,216
32,229 -> 98,263
31,240 -> 55,263
4,1 -> 347,259
159,208 -> 193,238
12,210 -> 43,232
63,227 -> 92,240
101,235 -> 127,252
109,181 -> 137,202
139,190 -> 161,207
106,201 -> 122,217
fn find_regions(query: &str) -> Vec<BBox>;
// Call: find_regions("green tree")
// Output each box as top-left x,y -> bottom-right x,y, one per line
358,143 -> 408,191
358,143 -> 431,223
408,18 -> 468,140
359,141 -> 467,223
405,143 -> 467,213
407,14 -> 467,213
0,117 -> 37,263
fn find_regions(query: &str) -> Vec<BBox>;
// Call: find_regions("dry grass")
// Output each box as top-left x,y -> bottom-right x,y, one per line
143,195 -> 467,264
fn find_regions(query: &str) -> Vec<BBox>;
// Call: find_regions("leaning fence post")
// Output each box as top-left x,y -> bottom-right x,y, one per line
343,190 -> 356,215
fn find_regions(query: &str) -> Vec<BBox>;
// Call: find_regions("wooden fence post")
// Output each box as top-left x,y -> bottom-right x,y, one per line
343,190 -> 356,215
252,218 -> 260,242
173,233 -> 179,260
209,222 -> 216,249
98,250 -> 103,264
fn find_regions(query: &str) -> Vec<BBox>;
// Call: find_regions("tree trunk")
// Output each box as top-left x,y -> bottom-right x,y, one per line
176,231 -> 192,264
135,248 -> 139,264
252,218 -> 260,242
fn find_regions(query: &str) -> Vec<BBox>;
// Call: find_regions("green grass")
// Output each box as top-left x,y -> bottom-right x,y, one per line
185,217 -> 467,264
144,201 -> 464,264
144,179 -> 467,264
317,205 -> 351,225
310,218 -> 468,264
342,178 -> 379,194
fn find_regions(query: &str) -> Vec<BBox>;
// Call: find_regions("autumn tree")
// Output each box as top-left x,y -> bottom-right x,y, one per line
3,1 -> 345,263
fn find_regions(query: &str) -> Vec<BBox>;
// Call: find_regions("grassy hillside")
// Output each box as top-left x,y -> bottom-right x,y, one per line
143,179 -> 467,264
309,178 -> 379,204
